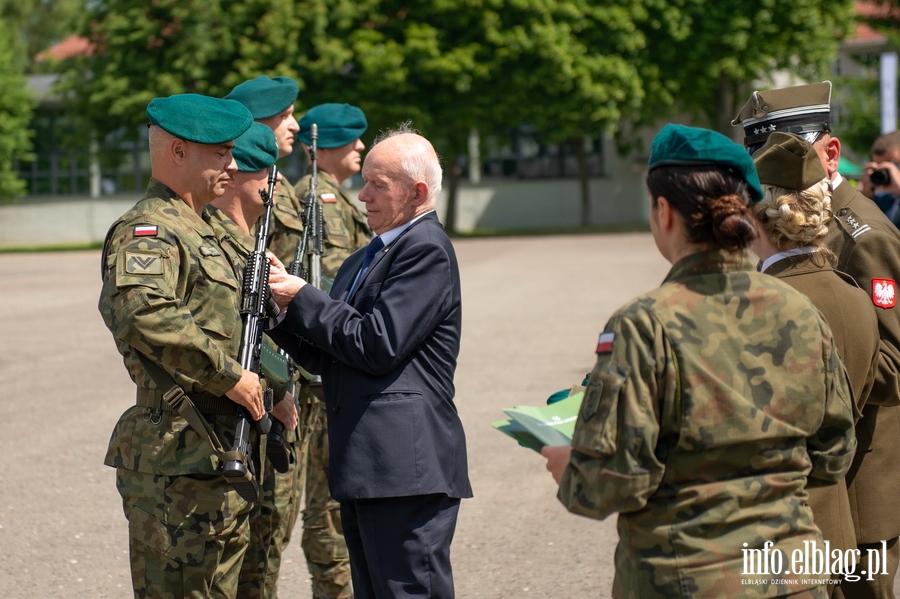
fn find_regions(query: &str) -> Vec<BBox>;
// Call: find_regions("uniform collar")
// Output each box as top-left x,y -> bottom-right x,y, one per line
144,178 -> 213,238
663,249 -> 755,283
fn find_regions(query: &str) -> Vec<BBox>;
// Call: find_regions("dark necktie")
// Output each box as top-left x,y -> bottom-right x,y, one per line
346,236 -> 384,300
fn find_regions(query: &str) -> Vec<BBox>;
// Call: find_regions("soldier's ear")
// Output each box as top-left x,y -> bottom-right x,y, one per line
171,138 -> 187,164
654,196 -> 676,232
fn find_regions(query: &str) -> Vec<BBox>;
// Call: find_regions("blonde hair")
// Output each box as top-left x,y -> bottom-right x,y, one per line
753,179 -> 833,251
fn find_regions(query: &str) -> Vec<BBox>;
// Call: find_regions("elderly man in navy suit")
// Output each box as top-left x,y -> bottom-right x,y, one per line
266,126 -> 472,599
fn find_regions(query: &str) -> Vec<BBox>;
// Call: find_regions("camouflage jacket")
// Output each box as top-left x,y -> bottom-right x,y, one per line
205,204 -> 291,405
100,179 -> 245,475
266,170 -> 371,280
558,249 -> 856,599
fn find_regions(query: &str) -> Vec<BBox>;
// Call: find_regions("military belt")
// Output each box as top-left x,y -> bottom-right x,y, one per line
136,387 -> 233,415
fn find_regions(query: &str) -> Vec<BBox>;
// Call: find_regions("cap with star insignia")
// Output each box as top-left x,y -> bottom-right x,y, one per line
147,94 -> 253,144
732,81 -> 832,153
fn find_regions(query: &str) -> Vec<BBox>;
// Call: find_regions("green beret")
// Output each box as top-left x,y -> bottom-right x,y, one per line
298,103 -> 367,148
732,81 -> 831,150
648,124 -> 763,203
225,75 -> 299,120
233,123 -> 279,172
147,94 -> 252,144
752,132 -> 827,192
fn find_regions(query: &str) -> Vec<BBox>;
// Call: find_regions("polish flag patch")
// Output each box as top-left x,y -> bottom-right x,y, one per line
133,225 -> 158,237
872,278 -> 897,309
596,332 -> 616,354
321,193 -> 337,203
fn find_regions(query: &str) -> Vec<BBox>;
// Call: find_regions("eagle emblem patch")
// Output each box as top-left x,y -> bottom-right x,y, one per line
873,278 -> 897,309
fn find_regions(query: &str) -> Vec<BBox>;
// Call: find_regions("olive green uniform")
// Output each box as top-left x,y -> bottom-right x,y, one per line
764,254 -> 879,593
101,179 -> 256,599
559,249 -> 857,599
826,180 -> 900,599
266,172 -> 371,598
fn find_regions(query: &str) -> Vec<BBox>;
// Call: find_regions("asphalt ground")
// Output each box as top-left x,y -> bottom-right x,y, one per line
3,233 -> 893,598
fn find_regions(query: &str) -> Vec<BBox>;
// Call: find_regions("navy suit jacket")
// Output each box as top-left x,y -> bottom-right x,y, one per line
270,212 -> 472,502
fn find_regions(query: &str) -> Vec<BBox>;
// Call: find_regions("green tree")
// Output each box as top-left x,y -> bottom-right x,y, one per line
836,1 -> 900,157
0,16 -> 35,202
60,0 -> 308,146
294,0 -> 651,228
482,0 -> 649,225
638,0 -> 856,134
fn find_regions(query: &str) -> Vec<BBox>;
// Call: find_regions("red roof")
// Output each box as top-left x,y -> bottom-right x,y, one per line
34,34 -> 93,62
848,0 -> 891,44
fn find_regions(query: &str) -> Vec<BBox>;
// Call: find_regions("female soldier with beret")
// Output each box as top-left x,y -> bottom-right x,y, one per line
543,124 -> 857,599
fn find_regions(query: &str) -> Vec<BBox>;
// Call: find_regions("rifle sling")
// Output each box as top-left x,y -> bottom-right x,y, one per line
136,387 -> 233,415
133,352 -> 228,458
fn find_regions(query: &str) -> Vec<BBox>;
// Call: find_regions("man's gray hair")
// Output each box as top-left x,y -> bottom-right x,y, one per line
374,122 -> 443,199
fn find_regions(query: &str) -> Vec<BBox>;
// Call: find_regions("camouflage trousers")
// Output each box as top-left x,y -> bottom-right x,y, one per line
278,398 -> 352,599
239,424 -> 306,599
116,467 -> 253,599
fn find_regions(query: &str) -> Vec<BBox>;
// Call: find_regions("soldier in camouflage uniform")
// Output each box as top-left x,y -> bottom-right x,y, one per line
734,83 -> 900,599
543,125 -> 857,599
269,103 -> 372,599
100,94 -> 266,599
224,77 -> 305,598
204,123 -> 287,599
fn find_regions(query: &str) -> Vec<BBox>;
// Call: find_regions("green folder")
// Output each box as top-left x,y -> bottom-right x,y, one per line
492,388 -> 584,453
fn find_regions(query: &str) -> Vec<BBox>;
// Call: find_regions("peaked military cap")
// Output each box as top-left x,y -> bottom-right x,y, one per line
298,103 -> 367,148
147,94 -> 253,144
732,81 -> 832,152
233,123 -> 279,172
649,124 -> 763,202
753,132 -> 827,191
225,75 -> 299,120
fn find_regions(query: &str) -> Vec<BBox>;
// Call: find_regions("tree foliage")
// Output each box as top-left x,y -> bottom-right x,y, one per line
836,1 -> 900,157
0,14 -> 35,202
638,0 -> 856,133
59,0 -> 857,216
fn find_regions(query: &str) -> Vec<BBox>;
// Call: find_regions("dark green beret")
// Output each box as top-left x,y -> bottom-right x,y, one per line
233,123 -> 279,172
648,124 -> 763,203
147,94 -> 252,144
753,132 -> 827,191
298,103 -> 367,148
225,75 -> 299,120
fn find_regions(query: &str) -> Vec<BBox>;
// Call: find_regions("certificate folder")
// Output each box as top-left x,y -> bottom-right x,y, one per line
492,387 -> 584,452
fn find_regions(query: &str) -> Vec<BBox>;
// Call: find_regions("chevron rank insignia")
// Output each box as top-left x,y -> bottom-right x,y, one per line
124,251 -> 163,275
596,332 -> 615,354
872,278 -> 897,309
133,225 -> 158,237
321,193 -> 337,203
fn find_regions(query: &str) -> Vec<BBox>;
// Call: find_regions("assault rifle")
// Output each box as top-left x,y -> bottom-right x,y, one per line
271,123 -> 327,453
291,122 -> 323,287
222,164 -> 280,501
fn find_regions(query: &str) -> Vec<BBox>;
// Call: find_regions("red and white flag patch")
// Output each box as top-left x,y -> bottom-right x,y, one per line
872,278 -> 897,309
321,193 -> 337,203
596,332 -> 616,354
133,225 -> 158,237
